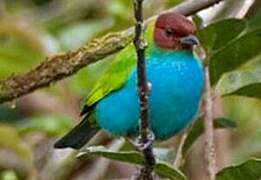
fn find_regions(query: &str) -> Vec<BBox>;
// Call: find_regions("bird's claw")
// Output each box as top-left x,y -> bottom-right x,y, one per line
135,131 -> 155,151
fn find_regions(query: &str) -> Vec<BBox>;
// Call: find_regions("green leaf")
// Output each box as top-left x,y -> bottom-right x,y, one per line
248,10 -> 261,30
192,15 -> 203,29
121,141 -> 176,164
209,27 -> 261,85
155,161 -> 186,180
79,146 -> 145,164
182,118 -> 236,156
217,57 -> 261,98
78,146 -> 187,180
216,158 -> 261,180
228,84 -> 261,99
198,19 -> 247,56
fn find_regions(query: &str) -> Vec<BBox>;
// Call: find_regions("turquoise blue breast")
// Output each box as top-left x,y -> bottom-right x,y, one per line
95,49 -> 205,140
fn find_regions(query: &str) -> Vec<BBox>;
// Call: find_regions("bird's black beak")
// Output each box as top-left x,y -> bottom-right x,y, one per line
180,35 -> 199,47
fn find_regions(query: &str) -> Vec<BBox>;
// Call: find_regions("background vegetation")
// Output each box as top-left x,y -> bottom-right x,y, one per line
0,0 -> 260,179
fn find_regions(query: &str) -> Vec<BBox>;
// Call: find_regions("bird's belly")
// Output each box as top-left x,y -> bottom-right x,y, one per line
95,58 -> 204,139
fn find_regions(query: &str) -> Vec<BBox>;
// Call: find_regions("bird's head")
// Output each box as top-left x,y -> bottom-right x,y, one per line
154,12 -> 199,51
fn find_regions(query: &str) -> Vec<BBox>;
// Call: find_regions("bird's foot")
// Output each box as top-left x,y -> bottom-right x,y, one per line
135,131 -> 155,151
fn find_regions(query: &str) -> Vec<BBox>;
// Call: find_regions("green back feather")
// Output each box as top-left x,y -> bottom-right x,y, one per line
86,22 -> 155,106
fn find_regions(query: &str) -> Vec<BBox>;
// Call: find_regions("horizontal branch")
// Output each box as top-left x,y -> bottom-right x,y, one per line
0,32 -> 132,103
0,0 -> 224,104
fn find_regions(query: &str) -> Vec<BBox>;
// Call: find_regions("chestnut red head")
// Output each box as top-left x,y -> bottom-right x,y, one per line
154,12 -> 199,50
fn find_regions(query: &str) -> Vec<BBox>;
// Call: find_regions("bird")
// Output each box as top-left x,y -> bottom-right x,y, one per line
54,12 -> 205,149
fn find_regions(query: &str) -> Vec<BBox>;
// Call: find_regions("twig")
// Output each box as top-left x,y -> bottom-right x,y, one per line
203,66 -> 217,180
0,0 -> 225,104
201,1 -> 255,179
133,0 -> 155,179
173,133 -> 188,167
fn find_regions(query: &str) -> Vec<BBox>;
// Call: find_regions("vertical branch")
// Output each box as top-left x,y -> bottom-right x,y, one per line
133,0 -> 155,179
201,1 -> 254,179
134,0 -> 148,143
203,66 -> 217,180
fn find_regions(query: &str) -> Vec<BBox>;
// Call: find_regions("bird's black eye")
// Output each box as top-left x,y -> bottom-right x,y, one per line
165,28 -> 175,37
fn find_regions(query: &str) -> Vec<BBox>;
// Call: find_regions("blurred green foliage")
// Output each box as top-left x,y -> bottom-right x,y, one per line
0,0 -> 260,179
17,115 -> 74,137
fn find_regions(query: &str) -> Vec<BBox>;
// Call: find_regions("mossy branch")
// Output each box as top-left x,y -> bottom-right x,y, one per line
0,32 -> 132,103
0,0 -> 224,104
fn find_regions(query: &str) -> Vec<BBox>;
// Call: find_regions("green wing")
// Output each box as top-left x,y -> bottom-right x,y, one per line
86,22 -> 155,106
86,43 -> 136,105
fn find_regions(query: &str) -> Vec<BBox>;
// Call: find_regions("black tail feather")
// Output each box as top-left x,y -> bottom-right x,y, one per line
54,105 -> 98,149
80,104 -> 94,116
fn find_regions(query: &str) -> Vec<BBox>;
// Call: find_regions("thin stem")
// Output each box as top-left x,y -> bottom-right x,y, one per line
133,0 -> 155,179
173,133 -> 188,167
203,66 -> 217,180
201,1 -> 254,179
